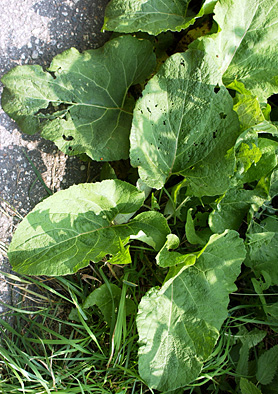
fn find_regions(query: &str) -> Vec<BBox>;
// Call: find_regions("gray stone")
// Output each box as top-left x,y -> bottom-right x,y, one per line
31,49 -> 39,59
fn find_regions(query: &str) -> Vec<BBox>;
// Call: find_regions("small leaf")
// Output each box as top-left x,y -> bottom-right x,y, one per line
155,234 -> 196,268
84,283 -> 135,326
84,284 -> 120,325
186,209 -> 207,246
236,142 -> 262,178
129,211 -> 170,251
209,188 -> 266,234
151,193 -> 160,211
235,327 -> 266,379
245,217 -> 278,286
264,302 -> 278,328
232,125 -> 278,190
256,345 -> 278,385
229,81 -> 265,131
270,168 -> 278,198
68,307 -> 80,322
113,178 -> 152,225
100,162 -> 117,180
233,128 -> 262,179
240,138 -> 278,185
108,240 -> 131,265
238,327 -> 266,349
240,378 -> 262,394
236,342 -> 250,377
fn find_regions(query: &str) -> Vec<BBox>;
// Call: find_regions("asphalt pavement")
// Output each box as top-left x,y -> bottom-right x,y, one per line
0,0 -> 110,314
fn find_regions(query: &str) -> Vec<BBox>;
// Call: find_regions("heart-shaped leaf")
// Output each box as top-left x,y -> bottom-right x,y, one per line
1,35 -> 156,161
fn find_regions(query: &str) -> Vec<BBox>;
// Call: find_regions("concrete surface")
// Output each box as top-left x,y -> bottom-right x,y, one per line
0,0 -> 110,314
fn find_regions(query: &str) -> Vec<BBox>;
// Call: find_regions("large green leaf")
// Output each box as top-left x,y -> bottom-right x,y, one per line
1,36 -> 156,161
103,0 -> 217,36
137,230 -> 246,391
8,180 -> 170,276
192,0 -> 278,102
185,209 -> 207,246
130,49 -> 240,192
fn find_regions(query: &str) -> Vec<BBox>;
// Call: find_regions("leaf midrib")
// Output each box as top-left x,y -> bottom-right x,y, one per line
14,218 -> 143,266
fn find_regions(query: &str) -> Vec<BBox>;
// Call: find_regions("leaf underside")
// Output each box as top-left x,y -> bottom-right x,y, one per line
8,180 -> 170,276
103,0 -> 217,36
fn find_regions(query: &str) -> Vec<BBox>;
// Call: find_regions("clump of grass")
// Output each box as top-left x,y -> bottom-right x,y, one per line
1,252 -> 276,394
0,245 -> 170,394
0,264 -> 149,394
